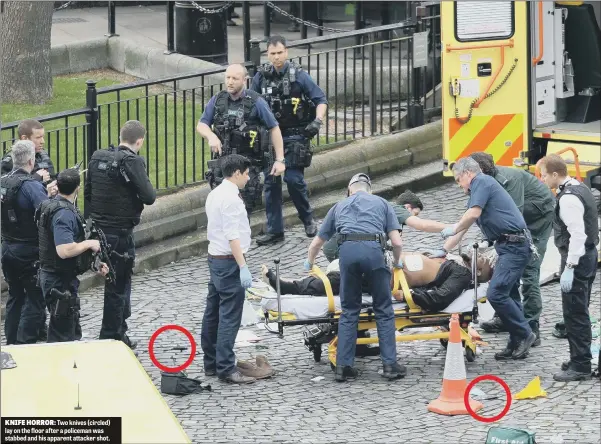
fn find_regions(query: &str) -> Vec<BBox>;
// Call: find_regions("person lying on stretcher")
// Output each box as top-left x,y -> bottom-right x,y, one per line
261,251 -> 494,313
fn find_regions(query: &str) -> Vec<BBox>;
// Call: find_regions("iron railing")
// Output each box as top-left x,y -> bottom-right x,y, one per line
1,10 -> 441,209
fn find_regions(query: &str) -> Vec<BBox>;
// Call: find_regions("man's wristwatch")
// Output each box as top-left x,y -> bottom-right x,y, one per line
566,262 -> 576,269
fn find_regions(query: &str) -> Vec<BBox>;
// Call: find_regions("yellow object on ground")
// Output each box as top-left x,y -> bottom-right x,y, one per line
1,340 -> 190,444
514,376 -> 548,400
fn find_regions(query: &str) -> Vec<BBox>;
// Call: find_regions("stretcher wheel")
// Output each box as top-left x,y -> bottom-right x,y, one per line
465,346 -> 476,362
313,347 -> 322,363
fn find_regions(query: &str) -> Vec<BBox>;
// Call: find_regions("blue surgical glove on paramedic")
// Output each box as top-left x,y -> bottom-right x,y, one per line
239,265 -> 253,289
560,266 -> 575,292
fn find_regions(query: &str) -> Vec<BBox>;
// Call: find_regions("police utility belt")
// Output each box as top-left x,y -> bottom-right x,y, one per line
337,233 -> 387,250
496,231 -> 527,243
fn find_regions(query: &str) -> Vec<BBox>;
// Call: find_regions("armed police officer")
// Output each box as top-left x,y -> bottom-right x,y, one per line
36,169 -> 108,343
440,157 -> 538,361
250,35 -> 328,245
305,173 -> 407,382
469,152 -> 555,346
539,154 -> 599,382
197,64 -> 285,219
85,120 -> 156,350
2,119 -> 55,185
1,140 -> 57,345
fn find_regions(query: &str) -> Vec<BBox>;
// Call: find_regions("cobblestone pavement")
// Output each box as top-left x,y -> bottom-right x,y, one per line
7,182 -> 601,443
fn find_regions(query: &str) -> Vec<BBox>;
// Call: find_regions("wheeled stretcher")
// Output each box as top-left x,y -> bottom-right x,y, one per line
256,244 -> 488,367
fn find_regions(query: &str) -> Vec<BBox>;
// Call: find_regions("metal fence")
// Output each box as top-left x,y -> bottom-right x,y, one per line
0,11 -> 440,212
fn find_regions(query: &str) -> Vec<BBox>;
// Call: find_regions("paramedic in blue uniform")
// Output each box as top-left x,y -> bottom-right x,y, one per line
201,154 -> 256,385
440,157 -> 537,360
250,35 -> 328,245
1,140 -> 57,345
539,154 -> 599,382
305,173 -> 407,382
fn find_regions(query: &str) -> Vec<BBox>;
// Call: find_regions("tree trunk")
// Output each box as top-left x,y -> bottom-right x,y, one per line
0,1 -> 54,104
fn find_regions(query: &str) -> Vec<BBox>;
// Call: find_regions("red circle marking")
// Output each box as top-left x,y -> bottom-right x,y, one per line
148,325 -> 196,373
464,374 -> 512,423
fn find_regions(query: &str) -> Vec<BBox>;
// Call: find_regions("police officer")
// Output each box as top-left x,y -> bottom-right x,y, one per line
440,157 -> 537,360
2,119 -> 55,184
36,169 -> 108,343
1,141 -> 57,345
304,173 -> 407,382
197,64 -> 286,219
250,35 -> 328,245
539,154 -> 599,381
84,120 -> 156,350
322,189 -> 446,262
469,152 -> 555,346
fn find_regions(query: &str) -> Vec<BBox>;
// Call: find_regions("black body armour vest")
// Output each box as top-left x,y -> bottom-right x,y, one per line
88,146 -> 143,228
212,90 -> 267,160
0,170 -> 39,244
554,180 -> 600,254
36,197 -> 92,275
257,61 -> 316,135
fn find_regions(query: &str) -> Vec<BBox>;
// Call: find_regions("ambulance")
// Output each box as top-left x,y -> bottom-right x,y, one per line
439,1 -> 600,272
440,0 -> 600,189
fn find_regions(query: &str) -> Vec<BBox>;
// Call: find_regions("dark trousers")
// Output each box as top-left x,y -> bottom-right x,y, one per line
201,256 -> 245,378
264,166 -> 313,234
560,248 -> 597,372
516,211 -> 554,329
98,228 -> 135,344
39,270 -> 82,343
337,241 -> 397,367
411,260 -> 473,312
488,241 -> 533,343
1,242 -> 45,345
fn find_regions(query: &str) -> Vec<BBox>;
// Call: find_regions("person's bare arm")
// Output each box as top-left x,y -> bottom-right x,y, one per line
388,229 -> 403,265
307,236 -> 327,264
56,239 -> 99,259
196,122 -> 222,155
315,104 -> 327,121
405,216 -> 447,233
229,238 -> 246,268
269,126 -> 285,161
443,229 -> 468,252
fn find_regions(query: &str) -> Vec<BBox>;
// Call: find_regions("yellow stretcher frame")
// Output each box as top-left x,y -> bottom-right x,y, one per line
263,247 -> 487,367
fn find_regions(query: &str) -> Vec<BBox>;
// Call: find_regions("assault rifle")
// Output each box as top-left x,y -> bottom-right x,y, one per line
86,219 -> 117,284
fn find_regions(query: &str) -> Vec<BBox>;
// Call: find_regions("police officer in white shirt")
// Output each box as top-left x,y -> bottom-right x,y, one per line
539,154 -> 599,382
201,154 -> 256,384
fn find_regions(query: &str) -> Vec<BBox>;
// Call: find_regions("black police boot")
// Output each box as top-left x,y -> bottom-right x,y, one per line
530,321 -> 541,347
494,338 -> 515,361
511,332 -> 537,360
304,221 -> 317,238
480,315 -> 507,333
553,367 -> 592,382
381,362 -> 407,380
256,233 -> 285,246
334,365 -> 359,382
561,361 -> 570,371
123,334 -> 138,350
552,321 -> 568,339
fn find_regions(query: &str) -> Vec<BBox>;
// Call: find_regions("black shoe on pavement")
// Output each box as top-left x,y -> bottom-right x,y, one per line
561,361 -> 570,371
494,339 -> 515,361
334,365 -> 359,382
382,362 -> 407,380
256,233 -> 285,246
38,323 -> 48,342
553,368 -> 592,382
531,327 -> 541,347
204,369 -> 216,377
123,335 -> 138,350
481,315 -> 507,333
512,332 -> 537,360
552,324 -> 568,339
304,221 -> 318,238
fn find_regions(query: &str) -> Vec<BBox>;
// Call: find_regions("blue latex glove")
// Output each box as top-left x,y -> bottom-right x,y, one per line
424,248 -> 447,258
303,259 -> 313,272
239,265 -> 252,289
441,226 -> 456,239
560,267 -> 574,292
393,259 -> 404,269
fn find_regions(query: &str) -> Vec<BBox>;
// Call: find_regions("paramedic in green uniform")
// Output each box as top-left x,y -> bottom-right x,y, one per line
322,190 -> 446,262
469,152 -> 555,346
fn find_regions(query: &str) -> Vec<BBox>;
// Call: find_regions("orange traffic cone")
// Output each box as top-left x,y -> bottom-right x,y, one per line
428,313 -> 484,415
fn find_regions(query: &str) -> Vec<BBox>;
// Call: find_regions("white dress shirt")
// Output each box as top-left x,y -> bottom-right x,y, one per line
205,179 -> 251,256
558,177 -> 587,264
